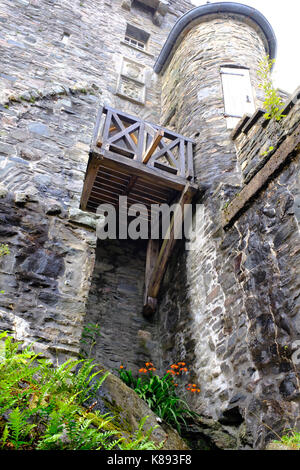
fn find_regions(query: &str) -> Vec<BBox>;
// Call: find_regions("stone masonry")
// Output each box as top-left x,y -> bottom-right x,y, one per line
0,0 -> 193,361
156,17 -> 300,446
0,0 -> 299,450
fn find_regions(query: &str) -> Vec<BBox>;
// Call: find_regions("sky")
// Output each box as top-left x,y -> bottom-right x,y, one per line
190,0 -> 300,94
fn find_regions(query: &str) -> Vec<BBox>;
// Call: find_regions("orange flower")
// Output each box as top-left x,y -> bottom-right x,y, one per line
139,368 -> 147,373
119,365 -> 124,369
170,364 -> 179,369
174,383 -> 178,387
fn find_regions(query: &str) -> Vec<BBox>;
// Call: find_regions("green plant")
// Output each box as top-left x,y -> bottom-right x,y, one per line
7,408 -> 36,450
273,429 -> 300,450
80,323 -> 101,358
0,332 -> 161,450
258,56 -> 286,121
0,244 -> 9,257
118,416 -> 163,450
118,361 -> 200,433
261,145 -> 274,157
0,244 -> 10,294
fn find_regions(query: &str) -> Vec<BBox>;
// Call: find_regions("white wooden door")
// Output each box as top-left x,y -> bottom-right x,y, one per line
221,67 -> 255,129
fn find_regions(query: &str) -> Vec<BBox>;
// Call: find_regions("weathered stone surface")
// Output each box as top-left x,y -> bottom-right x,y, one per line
157,10 -> 300,451
0,0 -> 299,452
265,442 -> 297,451
81,238 -> 159,375
93,367 -> 190,450
0,189 -> 96,362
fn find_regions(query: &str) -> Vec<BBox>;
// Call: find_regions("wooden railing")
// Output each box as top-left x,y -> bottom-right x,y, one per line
92,105 -> 195,181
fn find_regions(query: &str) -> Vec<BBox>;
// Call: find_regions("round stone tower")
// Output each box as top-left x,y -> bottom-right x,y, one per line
153,4 -> 284,449
155,2 -> 277,187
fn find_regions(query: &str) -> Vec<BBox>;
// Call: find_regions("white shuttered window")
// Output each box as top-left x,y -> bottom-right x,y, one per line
221,67 -> 255,129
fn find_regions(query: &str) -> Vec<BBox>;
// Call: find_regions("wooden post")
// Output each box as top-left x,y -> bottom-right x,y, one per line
148,184 -> 195,299
80,155 -> 102,211
143,239 -> 160,317
143,184 -> 197,315
92,105 -> 103,148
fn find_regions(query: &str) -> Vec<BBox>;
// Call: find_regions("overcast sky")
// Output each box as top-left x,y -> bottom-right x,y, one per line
190,0 -> 300,94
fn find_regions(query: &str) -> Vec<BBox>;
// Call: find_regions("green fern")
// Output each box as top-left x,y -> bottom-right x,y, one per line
72,360 -> 109,404
7,408 -> 36,449
1,425 -> 9,449
118,416 -> 162,450
0,332 -> 162,450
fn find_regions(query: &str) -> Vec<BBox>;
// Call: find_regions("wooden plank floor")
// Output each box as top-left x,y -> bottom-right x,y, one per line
80,150 -> 193,219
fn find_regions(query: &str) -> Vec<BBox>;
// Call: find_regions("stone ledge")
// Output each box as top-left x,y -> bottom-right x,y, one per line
242,108 -> 265,135
282,85 -> 300,116
120,40 -> 155,58
230,114 -> 251,141
1,81 -> 101,107
222,123 -> 300,228
230,87 -> 300,143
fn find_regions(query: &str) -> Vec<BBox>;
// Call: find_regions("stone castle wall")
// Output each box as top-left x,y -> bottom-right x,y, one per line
0,0 -> 192,122
154,16 -> 300,448
0,0 -> 193,362
0,0 -> 299,449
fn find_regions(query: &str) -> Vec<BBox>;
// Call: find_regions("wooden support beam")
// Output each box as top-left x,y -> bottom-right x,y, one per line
109,125 -> 138,146
143,184 -> 196,315
143,239 -> 160,317
142,129 -> 164,164
80,155 -> 102,211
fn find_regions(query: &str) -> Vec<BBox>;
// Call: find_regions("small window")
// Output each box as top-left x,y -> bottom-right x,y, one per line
124,24 -> 150,51
221,66 -> 255,129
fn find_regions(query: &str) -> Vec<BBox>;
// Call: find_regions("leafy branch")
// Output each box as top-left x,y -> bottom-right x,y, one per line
257,56 -> 286,121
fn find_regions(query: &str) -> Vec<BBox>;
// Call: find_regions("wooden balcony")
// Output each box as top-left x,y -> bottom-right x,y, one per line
80,105 -> 196,216
80,105 -> 198,316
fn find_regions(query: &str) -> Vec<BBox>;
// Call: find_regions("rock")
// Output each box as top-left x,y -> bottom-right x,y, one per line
0,184 -> 8,199
181,415 -> 240,450
46,203 -> 62,216
14,192 -> 28,205
93,367 -> 190,450
265,442 -> 297,451
0,142 -> 16,156
28,122 -> 51,137
68,207 -> 104,230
